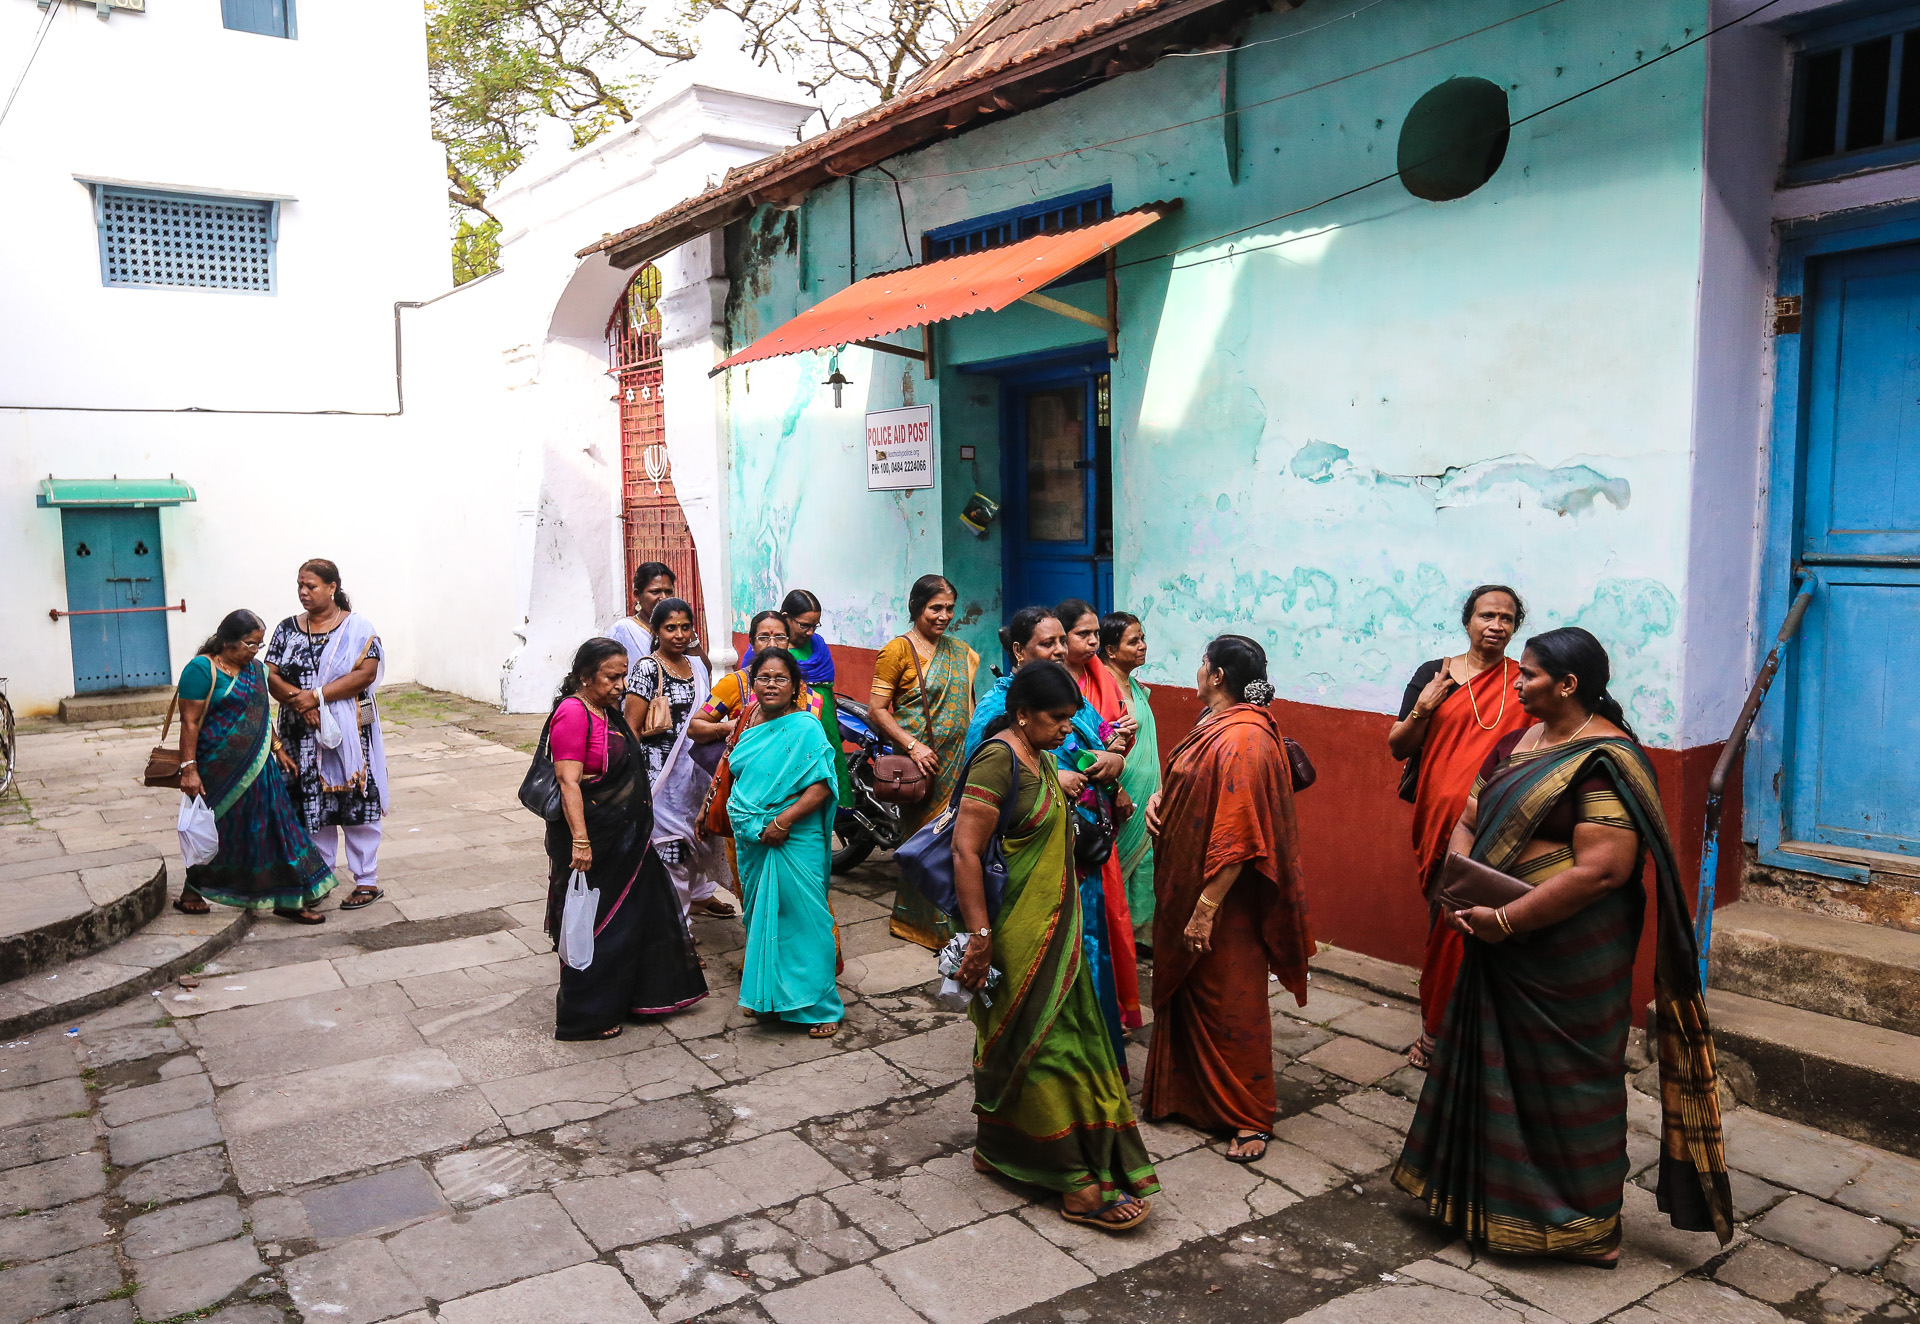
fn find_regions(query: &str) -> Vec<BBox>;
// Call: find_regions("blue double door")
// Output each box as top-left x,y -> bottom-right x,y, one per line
61,508 -> 172,693
1000,356 -> 1113,618
1790,243 -> 1920,857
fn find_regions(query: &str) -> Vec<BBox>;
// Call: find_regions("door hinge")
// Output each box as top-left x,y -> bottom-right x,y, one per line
1772,295 -> 1802,336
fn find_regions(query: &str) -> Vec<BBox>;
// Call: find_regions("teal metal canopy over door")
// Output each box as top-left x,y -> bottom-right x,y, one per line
61,508 -> 172,693
1790,242 -> 1920,857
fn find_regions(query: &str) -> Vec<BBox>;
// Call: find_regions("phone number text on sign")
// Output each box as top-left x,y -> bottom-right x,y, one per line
866,405 -> 935,492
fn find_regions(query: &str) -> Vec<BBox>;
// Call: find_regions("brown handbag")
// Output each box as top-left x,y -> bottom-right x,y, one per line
1283,736 -> 1316,793
143,692 -> 184,789
1432,851 -> 1533,911
868,637 -> 934,805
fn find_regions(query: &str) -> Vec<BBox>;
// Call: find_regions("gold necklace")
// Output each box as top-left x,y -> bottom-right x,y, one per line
1536,711 -> 1597,750
1462,657 -> 1510,731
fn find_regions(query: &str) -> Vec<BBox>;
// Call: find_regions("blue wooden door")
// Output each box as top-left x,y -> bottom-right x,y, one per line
1002,365 -> 1113,617
61,509 -> 172,694
1791,243 -> 1920,856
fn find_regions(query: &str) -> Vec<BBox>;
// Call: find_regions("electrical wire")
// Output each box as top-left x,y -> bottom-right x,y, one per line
0,0 -> 61,134
1133,0 -> 1791,273
1162,0 -> 1392,59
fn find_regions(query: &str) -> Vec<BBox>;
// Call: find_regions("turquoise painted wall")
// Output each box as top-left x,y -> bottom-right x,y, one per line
723,0 -> 1710,737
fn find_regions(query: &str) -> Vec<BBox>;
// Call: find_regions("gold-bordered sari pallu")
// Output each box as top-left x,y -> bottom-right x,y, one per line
1392,736 -> 1732,1258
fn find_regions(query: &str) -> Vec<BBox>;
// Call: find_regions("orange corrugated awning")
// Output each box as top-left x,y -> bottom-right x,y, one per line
709,200 -> 1178,375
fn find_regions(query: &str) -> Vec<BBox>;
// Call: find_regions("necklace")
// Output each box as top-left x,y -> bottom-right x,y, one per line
654,651 -> 693,681
1463,657 -> 1510,731
1536,710 -> 1597,750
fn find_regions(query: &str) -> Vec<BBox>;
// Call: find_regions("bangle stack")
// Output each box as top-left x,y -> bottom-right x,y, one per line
1494,906 -> 1515,936
1196,893 -> 1221,911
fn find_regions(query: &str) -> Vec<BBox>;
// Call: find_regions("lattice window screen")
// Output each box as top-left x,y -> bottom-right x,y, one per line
97,188 -> 277,293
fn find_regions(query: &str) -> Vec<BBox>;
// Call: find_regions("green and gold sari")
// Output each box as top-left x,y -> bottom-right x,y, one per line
1393,736 -> 1732,1258
964,740 -> 1159,1203
876,631 -> 978,948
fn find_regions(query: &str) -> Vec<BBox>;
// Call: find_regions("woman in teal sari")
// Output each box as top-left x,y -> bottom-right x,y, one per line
1394,628 -> 1731,1265
952,660 -> 1158,1232
730,648 -> 845,1038
175,611 -> 333,922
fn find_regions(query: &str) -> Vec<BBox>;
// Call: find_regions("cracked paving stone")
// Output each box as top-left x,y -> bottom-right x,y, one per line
434,1261 -> 653,1324
0,1151 -> 109,1211
97,1073 -> 215,1129
284,1236 -> 427,1324
106,1105 -> 223,1167
0,1244 -> 123,1324
133,1235 -> 265,1321
432,1139 -> 575,1208
875,1213 -> 1094,1324
1752,1194 -> 1902,1272
1714,1240 -> 1834,1303
116,1144 -> 231,1205
0,1115 -> 98,1170
383,1190 -> 594,1300
762,1263 -> 924,1324
0,1196 -> 109,1265
123,1193 -> 245,1259
0,1076 -> 89,1129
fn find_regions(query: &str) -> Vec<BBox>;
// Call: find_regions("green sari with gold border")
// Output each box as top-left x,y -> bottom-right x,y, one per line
1393,735 -> 1732,1258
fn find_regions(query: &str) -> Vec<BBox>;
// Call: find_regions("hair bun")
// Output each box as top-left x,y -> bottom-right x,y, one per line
1242,679 -> 1275,706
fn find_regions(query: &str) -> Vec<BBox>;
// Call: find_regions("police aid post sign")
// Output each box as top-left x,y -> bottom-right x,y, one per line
866,405 -> 934,491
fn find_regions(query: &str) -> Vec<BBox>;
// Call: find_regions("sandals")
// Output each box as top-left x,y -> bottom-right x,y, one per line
339,886 -> 384,910
274,908 -> 327,925
692,897 -> 738,918
1408,1034 -> 1436,1072
807,1022 -> 840,1039
172,893 -> 211,915
1059,1194 -> 1152,1233
1223,1132 -> 1270,1165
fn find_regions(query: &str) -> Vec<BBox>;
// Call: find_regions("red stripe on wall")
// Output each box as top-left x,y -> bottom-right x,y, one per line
803,637 -> 1740,1026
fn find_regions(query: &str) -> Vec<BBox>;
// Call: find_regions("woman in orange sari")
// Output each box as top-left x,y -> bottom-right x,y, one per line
1057,598 -> 1141,1032
1387,585 -> 1532,1069
1143,635 -> 1313,1164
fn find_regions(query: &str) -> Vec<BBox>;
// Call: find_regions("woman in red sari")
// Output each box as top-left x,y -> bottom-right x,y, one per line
1387,585 -> 1532,1069
1143,635 -> 1313,1163
1058,598 -> 1142,1031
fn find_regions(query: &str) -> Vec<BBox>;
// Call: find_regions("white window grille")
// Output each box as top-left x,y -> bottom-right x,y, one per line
95,187 -> 278,294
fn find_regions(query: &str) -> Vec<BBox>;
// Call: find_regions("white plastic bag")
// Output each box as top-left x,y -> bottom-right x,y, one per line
556,869 -> 599,971
176,795 -> 219,869
315,690 -> 344,750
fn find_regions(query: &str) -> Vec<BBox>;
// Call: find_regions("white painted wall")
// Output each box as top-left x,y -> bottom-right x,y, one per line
0,0 -> 445,715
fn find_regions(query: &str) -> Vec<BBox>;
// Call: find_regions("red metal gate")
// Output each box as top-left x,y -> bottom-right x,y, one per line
610,265 -> 707,636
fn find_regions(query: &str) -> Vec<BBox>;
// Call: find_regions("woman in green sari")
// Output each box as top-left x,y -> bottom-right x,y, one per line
174,610 -> 333,922
730,649 -> 846,1038
781,590 -> 852,809
1100,611 -> 1160,950
1393,627 -> 1731,1265
952,660 -> 1158,1232
871,574 -> 979,948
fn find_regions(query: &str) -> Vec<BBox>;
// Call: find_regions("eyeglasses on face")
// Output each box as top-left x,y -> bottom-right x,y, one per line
754,632 -> 790,645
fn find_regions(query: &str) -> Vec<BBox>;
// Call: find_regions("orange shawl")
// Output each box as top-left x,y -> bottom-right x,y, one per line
1151,704 -> 1313,1008
1408,659 -> 1533,892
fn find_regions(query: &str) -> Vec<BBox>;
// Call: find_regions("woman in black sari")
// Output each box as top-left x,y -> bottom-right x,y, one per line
1393,627 -> 1731,1265
545,638 -> 707,1040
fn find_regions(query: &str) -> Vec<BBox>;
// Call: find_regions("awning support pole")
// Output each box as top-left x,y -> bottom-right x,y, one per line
1017,292 -> 1114,334
852,338 -> 928,364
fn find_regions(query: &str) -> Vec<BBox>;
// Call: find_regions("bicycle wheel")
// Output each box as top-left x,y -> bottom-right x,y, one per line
0,691 -> 15,797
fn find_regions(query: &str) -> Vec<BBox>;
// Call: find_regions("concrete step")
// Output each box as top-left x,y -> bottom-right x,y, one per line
0,862 -> 250,1039
1707,898 -> 1920,1037
58,686 -> 174,723
0,846 -> 169,983
1706,986 -> 1920,1160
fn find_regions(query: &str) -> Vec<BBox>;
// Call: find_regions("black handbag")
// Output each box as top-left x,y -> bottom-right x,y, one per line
517,712 -> 565,823
1072,791 -> 1116,870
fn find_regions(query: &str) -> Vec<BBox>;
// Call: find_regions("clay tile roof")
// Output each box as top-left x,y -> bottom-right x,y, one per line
580,0 -> 1261,268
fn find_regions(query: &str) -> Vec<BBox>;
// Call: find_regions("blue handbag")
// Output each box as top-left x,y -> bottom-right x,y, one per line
894,742 -> 1023,922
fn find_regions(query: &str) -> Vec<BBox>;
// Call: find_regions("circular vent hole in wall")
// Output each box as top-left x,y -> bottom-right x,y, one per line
1398,76 -> 1510,201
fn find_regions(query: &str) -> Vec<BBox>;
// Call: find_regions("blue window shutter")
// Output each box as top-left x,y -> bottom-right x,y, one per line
95,186 -> 278,294
221,0 -> 293,39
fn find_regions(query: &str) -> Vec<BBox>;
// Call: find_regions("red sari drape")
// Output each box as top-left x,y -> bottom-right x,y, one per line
1143,704 -> 1313,1134
1077,657 -> 1141,1028
1409,658 -> 1533,1037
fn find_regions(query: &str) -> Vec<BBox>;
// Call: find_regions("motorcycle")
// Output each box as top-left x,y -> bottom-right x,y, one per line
830,693 -> 910,874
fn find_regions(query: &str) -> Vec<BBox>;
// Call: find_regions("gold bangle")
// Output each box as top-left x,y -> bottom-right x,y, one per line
1495,906 -> 1514,936
1196,893 -> 1221,910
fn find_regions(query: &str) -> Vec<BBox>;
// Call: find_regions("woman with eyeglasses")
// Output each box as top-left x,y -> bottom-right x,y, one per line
690,611 -> 819,748
176,610 -> 332,923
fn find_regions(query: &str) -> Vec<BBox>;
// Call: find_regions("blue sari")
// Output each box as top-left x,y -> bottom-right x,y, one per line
963,677 -> 1125,1068
729,708 -> 845,1025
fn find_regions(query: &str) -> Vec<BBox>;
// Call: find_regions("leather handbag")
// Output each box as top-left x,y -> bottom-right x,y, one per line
143,692 -> 184,789
896,743 -> 1021,920
1283,736 -> 1316,794
869,638 -> 934,805
516,711 -> 566,822
1432,851 -> 1532,911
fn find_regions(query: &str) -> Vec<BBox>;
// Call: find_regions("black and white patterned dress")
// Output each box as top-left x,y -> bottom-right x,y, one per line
265,616 -> 385,830
627,656 -> 701,865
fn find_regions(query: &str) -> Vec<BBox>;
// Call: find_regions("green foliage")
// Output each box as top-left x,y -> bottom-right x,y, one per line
452,216 -> 505,286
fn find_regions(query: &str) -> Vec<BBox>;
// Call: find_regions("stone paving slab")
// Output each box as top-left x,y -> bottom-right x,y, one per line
384,1190 -> 595,1301
875,1213 -> 1097,1324
300,1160 -> 451,1244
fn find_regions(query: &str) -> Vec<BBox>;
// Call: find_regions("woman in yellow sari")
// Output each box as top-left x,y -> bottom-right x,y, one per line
869,574 -> 979,948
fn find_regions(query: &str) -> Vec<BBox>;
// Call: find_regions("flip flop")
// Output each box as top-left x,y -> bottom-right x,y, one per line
172,895 -> 211,915
693,898 -> 738,917
1059,1195 -> 1151,1234
1223,1132 -> 1270,1164
807,1022 -> 840,1039
339,886 -> 384,910
274,908 -> 327,925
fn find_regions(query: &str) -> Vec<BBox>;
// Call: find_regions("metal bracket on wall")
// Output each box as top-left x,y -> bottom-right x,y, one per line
1016,251 -> 1121,355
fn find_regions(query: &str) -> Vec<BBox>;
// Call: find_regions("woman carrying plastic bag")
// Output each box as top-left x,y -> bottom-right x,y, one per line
172,611 -> 332,922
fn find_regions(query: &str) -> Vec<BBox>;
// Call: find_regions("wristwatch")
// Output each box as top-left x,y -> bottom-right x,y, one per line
974,927 -> 991,938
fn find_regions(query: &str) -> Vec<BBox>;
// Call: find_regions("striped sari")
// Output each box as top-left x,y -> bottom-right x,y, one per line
1392,736 -> 1732,1258
880,632 -> 978,949
187,661 -> 333,911
965,740 -> 1159,1204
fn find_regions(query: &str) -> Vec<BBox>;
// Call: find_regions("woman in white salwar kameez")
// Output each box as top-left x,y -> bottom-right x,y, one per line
607,561 -> 679,688
264,559 -> 390,913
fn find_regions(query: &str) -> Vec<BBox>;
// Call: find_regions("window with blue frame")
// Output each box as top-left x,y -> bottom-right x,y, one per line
94,187 -> 278,294
1787,6 -> 1920,182
924,187 -> 1113,283
222,0 -> 294,38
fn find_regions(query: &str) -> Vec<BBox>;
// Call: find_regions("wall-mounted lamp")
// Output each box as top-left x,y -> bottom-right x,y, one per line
824,351 -> 852,408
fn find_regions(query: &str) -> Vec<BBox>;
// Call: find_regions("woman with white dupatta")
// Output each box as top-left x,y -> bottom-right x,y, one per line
623,598 -> 735,926
264,558 -> 390,915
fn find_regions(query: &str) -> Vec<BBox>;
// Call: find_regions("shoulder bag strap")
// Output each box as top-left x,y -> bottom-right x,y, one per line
159,689 -> 178,741
904,635 -> 936,733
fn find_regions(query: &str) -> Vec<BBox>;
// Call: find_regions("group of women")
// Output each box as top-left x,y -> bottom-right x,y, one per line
173,559 -> 389,924
539,565 -> 1732,1259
